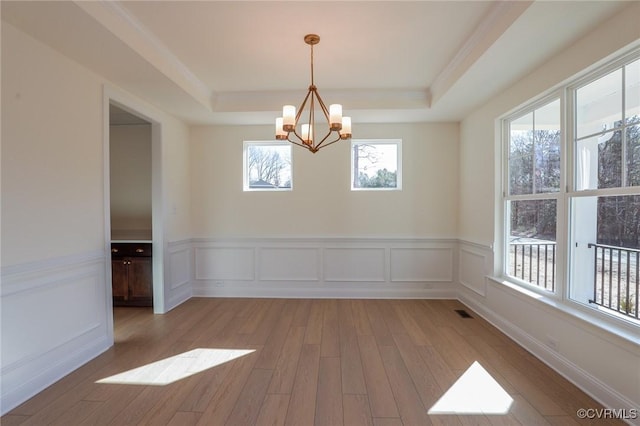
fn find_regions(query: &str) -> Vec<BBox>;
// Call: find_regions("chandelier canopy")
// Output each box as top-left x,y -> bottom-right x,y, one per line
275,34 -> 351,153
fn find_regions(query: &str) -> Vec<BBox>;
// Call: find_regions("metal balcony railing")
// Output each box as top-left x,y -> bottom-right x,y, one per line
588,243 -> 639,319
509,241 -> 556,291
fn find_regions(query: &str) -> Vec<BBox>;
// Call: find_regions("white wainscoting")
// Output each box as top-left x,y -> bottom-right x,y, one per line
458,241 -> 492,296
192,238 -> 457,299
165,240 -> 193,311
0,251 -> 111,415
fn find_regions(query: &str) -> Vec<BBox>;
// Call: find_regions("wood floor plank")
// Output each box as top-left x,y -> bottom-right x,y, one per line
284,344 -> 321,426
320,299 -> 340,358
304,300 -> 324,345
357,334 -> 400,418
315,356 -> 344,426
255,394 -> 290,426
429,414 -> 463,425
0,415 -> 30,426
79,386 -> 145,425
167,411 -> 202,426
390,300 -> 431,345
267,326 -> 305,394
373,418 -> 404,426
391,333 -> 442,409
48,400 -> 103,426
254,300 -> 295,369
365,300 -> 395,346
338,299 -> 367,394
416,345 -> 460,392
225,368 -> 273,426
379,344 -> 433,426
351,300 -> 374,336
343,394 -> 373,426
291,298 -> 312,327
194,345 -> 263,426
509,394 -> 552,425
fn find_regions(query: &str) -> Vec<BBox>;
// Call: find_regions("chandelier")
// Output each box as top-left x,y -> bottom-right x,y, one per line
275,34 -> 351,153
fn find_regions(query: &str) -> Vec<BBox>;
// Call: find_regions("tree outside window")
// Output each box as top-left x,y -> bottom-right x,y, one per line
243,142 -> 292,191
351,140 -> 402,190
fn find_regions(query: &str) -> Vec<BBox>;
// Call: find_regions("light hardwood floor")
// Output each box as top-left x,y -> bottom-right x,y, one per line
2,298 -> 622,425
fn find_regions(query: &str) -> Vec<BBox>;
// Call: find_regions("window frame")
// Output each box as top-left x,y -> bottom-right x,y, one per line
501,93 -> 565,297
350,139 -> 403,191
498,48 -> 640,329
243,140 -> 293,192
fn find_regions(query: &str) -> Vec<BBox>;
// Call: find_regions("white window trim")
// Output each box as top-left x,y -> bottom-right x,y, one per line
350,139 -> 403,191
496,47 -> 640,331
501,92 -> 565,300
243,140 -> 293,192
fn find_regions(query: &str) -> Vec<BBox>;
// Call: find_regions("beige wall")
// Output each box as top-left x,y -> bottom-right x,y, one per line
1,22 -> 104,266
110,124 -> 152,239
190,122 -> 459,239
162,117 -> 191,243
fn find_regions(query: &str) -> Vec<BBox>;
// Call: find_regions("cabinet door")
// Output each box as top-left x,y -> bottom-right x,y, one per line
111,259 -> 129,300
129,257 -> 153,300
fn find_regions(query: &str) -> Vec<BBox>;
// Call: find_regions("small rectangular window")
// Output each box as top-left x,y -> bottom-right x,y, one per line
351,139 -> 402,190
243,141 -> 292,191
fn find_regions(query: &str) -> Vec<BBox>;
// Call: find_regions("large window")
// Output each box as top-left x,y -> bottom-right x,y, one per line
505,99 -> 561,292
502,51 -> 640,324
351,139 -> 402,190
243,141 -> 292,191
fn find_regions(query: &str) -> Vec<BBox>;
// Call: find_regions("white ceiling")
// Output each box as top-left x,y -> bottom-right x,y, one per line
1,1 -> 632,126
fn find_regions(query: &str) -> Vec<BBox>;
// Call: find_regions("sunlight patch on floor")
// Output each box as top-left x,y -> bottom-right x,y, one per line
96,348 -> 255,386
428,361 -> 513,415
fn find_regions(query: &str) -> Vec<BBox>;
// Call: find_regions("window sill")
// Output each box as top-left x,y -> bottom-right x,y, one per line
488,276 -> 640,350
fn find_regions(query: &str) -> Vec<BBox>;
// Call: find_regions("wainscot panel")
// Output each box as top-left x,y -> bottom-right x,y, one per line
324,247 -> 386,282
390,247 -> 453,282
259,247 -> 320,281
0,252 -> 111,415
194,246 -> 255,281
458,241 -> 492,296
191,238 -> 458,299
165,240 -> 193,311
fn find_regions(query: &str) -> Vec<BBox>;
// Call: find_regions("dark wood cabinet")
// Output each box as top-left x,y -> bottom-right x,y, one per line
111,243 -> 153,307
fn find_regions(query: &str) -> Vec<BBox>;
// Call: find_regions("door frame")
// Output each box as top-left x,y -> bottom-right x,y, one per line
103,86 -> 166,342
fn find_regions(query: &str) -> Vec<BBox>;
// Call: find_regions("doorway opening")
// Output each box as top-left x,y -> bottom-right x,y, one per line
106,98 -> 165,326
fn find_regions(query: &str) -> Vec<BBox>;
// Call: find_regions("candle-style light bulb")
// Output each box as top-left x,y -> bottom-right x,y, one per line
275,117 -> 287,140
282,105 -> 296,131
340,116 -> 352,139
301,124 -> 313,145
329,104 -> 342,131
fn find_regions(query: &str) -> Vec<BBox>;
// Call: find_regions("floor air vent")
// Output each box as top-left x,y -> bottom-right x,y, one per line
455,309 -> 473,319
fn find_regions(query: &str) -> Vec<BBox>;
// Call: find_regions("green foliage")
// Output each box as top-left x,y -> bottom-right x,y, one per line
358,168 -> 397,188
619,295 -> 637,316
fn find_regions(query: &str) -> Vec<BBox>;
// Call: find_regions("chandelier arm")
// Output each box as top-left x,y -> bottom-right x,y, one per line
314,131 -> 341,150
295,90 -> 313,123
313,90 -> 331,122
287,135 -> 310,149
289,129 -> 306,145
307,93 -> 315,144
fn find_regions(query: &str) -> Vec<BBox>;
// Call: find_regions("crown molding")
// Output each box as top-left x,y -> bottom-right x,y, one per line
429,0 -> 533,106
74,0 -> 212,112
